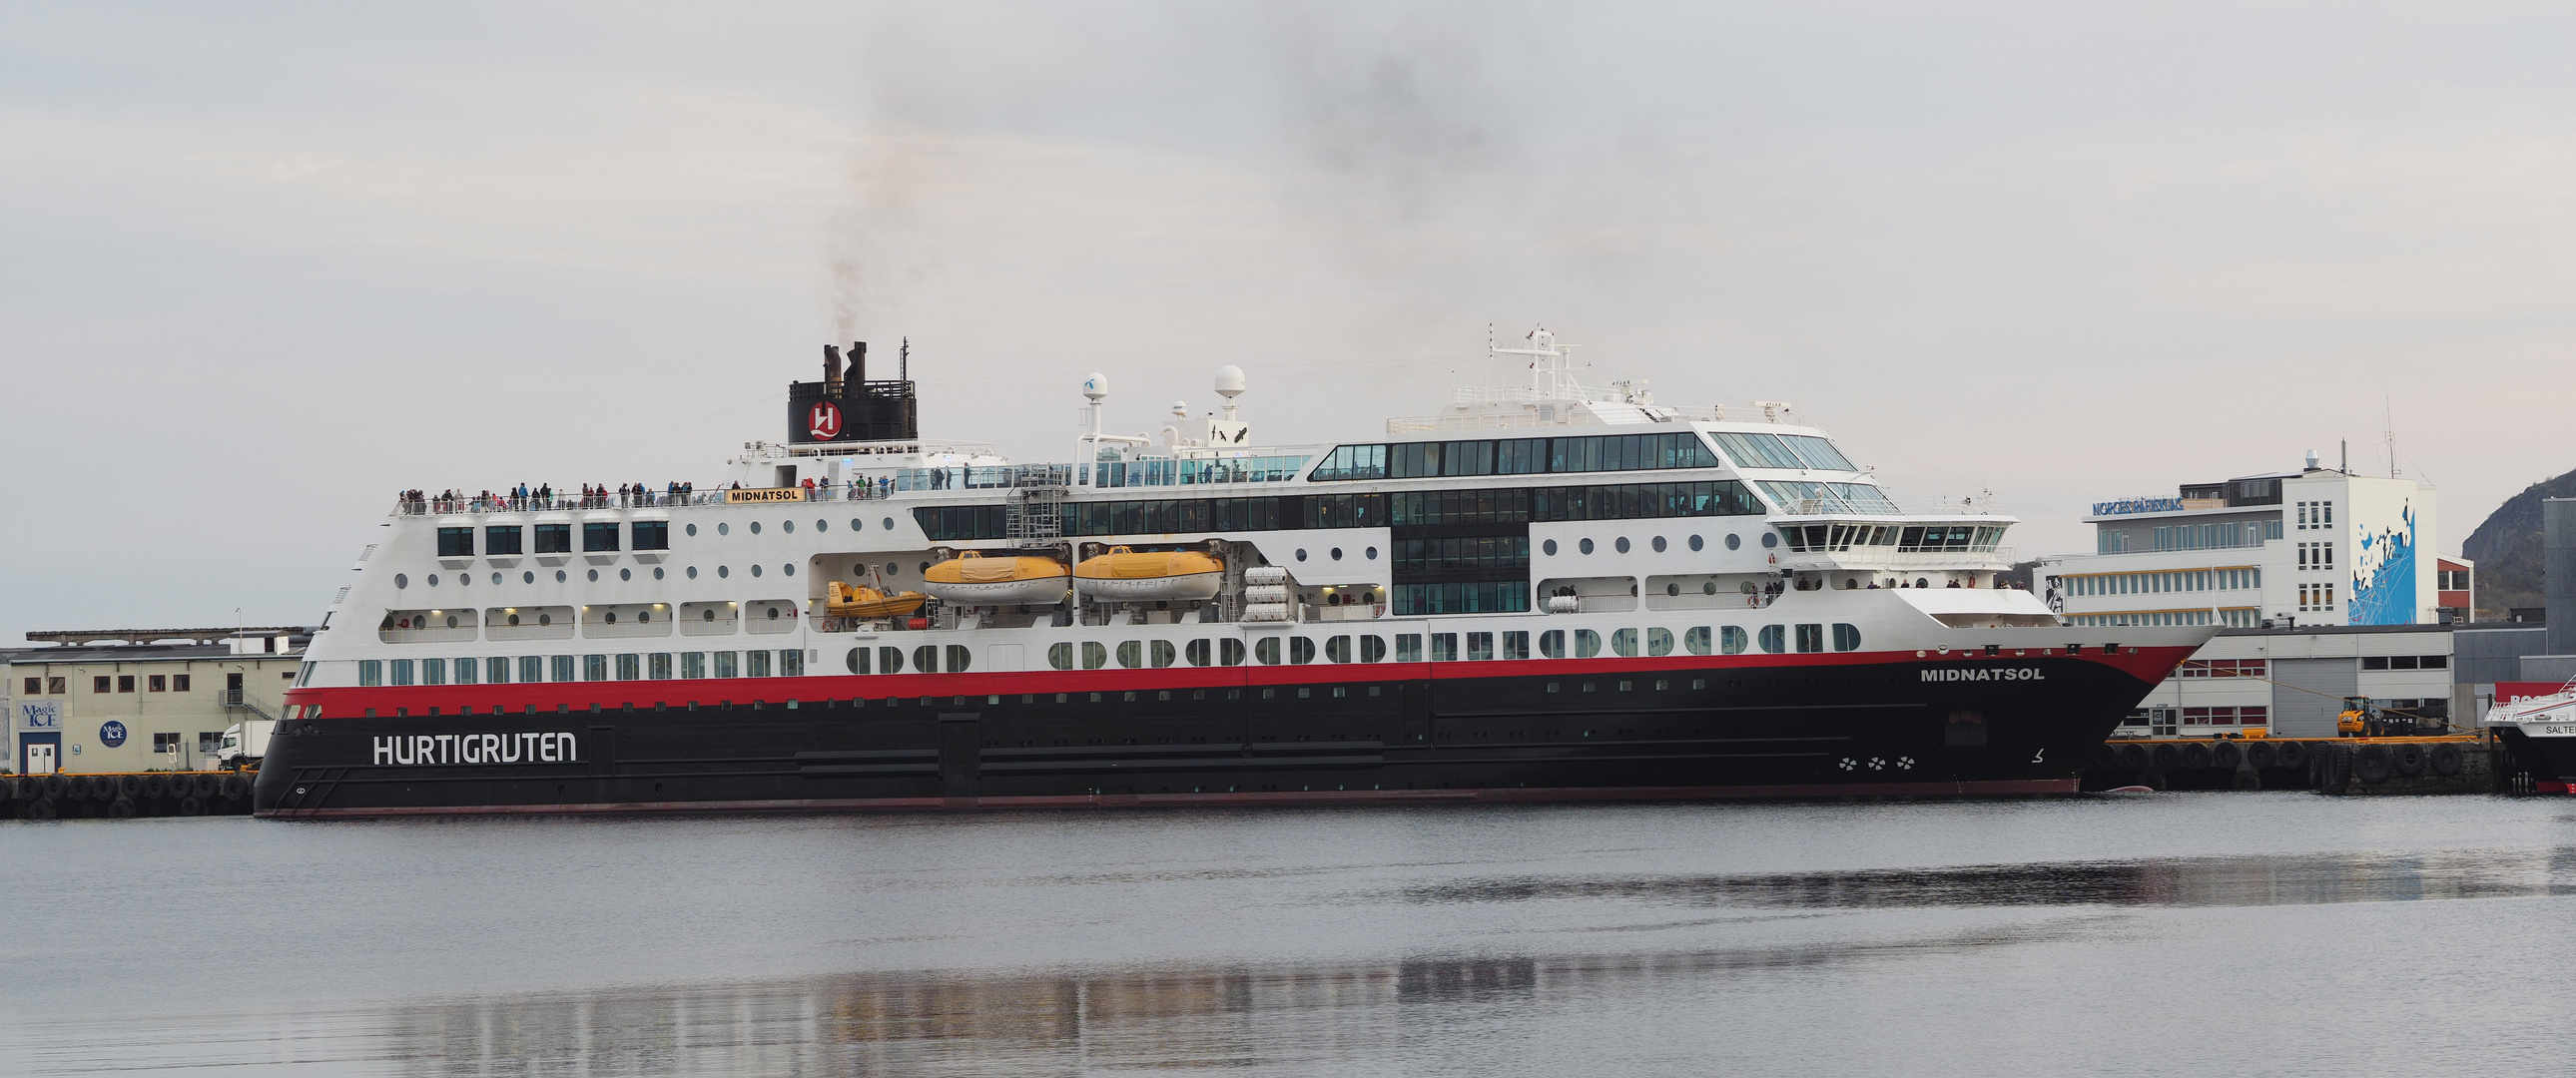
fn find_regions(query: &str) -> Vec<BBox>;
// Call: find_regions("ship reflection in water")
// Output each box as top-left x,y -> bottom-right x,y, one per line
255,848 -> 2576,1074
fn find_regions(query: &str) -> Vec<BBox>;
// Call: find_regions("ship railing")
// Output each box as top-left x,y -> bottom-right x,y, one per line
376,626 -> 478,644
580,622 -> 674,640
1772,548 -> 2018,570
485,624 -> 576,642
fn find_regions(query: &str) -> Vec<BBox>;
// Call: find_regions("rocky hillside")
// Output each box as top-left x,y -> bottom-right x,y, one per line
2461,469 -> 2576,618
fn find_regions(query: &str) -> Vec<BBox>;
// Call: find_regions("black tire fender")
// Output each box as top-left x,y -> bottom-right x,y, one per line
2094,744 -> 2124,769
2212,742 -> 2244,769
2182,743 -> 2214,770
2152,743 -> 2183,771
178,796 -> 207,816
2275,741 -> 2309,769
2246,742 -> 2277,769
2392,744 -> 2428,777
106,798 -> 137,818
221,775 -> 251,799
2354,744 -> 2394,783
2430,743 -> 2465,776
2119,743 -> 2150,771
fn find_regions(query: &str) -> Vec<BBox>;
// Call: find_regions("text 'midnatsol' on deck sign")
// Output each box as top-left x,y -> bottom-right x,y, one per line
725,487 -> 807,503
373,732 -> 579,766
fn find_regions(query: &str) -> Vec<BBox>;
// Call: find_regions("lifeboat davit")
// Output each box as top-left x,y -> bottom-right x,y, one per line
826,581 -> 928,619
1075,546 -> 1223,602
923,552 -> 1071,606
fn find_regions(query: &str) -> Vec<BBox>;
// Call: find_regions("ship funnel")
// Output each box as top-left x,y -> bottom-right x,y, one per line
851,340 -> 867,384
823,344 -> 843,395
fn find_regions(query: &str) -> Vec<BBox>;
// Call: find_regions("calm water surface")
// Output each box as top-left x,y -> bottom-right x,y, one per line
6,794 -> 2575,1075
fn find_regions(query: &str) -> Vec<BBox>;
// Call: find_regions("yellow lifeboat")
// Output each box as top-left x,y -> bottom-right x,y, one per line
922,551 -> 1071,606
826,581 -> 928,619
1074,546 -> 1223,602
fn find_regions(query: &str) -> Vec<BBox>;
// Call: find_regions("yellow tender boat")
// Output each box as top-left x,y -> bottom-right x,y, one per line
825,581 -> 928,619
923,552 -> 1071,606
1075,546 -> 1224,602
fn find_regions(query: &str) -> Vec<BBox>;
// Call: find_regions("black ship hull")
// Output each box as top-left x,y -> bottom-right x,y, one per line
256,647 -> 2191,816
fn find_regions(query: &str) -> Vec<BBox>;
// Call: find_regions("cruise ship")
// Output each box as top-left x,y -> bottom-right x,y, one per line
255,330 -> 2217,816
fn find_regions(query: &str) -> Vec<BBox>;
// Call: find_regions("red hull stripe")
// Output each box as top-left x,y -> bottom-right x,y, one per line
282,647 -> 2194,717
257,778 -> 2080,818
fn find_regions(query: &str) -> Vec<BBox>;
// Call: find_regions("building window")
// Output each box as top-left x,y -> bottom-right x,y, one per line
173,674 -> 190,692
20,677 -> 36,696
146,675 -> 165,692
118,675 -> 136,693
153,732 -> 182,753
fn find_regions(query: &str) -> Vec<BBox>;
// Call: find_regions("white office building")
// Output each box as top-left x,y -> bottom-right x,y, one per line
2034,452 -> 2438,629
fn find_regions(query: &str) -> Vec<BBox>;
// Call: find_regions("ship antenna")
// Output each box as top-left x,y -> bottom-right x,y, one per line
900,336 -> 910,382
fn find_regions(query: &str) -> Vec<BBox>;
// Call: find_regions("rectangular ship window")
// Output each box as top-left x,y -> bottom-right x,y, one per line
485,525 -> 523,555
357,661 -> 381,687
582,655 -> 607,682
452,657 -> 477,685
682,652 -> 707,679
746,651 -> 772,678
550,655 -> 576,682
649,653 -> 673,680
388,660 -> 413,687
1431,634 -> 1458,662
1396,634 -> 1423,663
615,654 -> 641,681
713,652 -> 739,678
436,527 -> 474,557
534,524 -> 572,554
1466,633 -> 1494,661
583,522 -> 620,553
1502,631 -> 1529,660
780,650 -> 804,677
632,521 -> 669,551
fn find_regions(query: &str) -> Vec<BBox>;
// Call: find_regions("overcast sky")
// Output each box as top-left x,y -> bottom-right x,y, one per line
4,2 -> 2573,641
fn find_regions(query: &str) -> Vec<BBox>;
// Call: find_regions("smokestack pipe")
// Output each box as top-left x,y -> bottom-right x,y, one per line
851,340 -> 867,385
823,344 -> 843,395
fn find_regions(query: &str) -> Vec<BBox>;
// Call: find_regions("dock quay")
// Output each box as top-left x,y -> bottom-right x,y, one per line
5,772 -> 256,819
2083,736 -> 2507,796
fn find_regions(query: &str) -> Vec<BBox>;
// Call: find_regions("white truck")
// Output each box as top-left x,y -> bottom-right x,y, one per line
211,720 -> 275,770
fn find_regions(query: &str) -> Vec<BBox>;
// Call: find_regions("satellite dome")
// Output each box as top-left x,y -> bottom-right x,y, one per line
1214,364 -> 1246,398
1080,372 -> 1109,401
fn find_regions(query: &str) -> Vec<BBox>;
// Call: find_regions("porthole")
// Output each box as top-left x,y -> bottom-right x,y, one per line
537,613 -> 551,626
766,606 -> 781,620
783,564 -> 796,576
1296,549 -> 1308,562
587,569 -> 598,582
491,572 -> 502,585
717,523 -> 729,536
1614,537 -> 1630,554
686,566 -> 698,579
750,522 -> 763,535
1544,539 -> 1559,556
686,523 -> 698,537
1759,533 -> 1778,549
603,612 -> 617,625
1579,538 -> 1595,555
506,614 -> 520,626
425,574 -> 438,586
1330,548 -> 1344,561
718,566 -> 730,579
637,611 -> 650,623
751,564 -> 764,577
1725,534 -> 1741,550
1916,578 -> 1930,589
888,562 -> 904,575
781,521 -> 793,533
619,568 -> 632,581
1703,581 -> 1717,595
459,573 -> 471,587
555,570 -> 567,583
1652,536 -> 1667,553
1689,535 -> 1704,552
1666,583 -> 1680,596
1366,546 -> 1378,560
851,519 -> 864,532
918,561 -> 931,573
444,615 -> 458,629
522,571 -> 535,584
652,567 -> 664,580
883,517 -> 896,531
816,519 -> 828,532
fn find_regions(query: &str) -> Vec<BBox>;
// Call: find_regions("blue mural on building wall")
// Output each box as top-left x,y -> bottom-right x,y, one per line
2347,503 -> 2417,625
